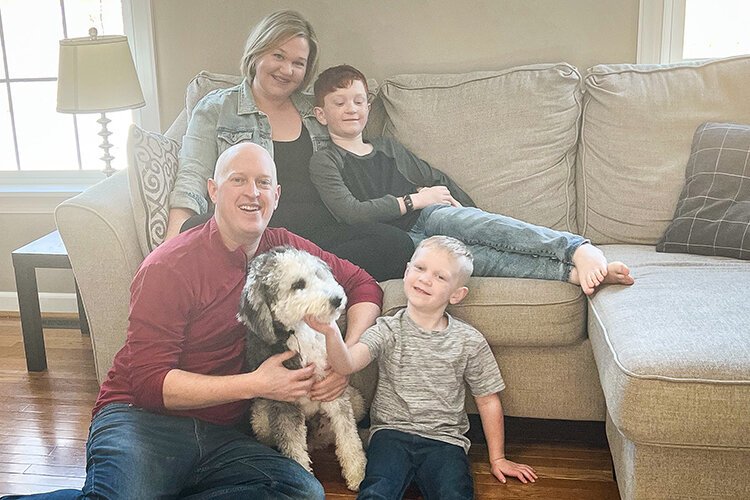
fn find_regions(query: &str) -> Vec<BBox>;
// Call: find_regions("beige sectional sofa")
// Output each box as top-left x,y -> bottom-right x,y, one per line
55,56 -> 750,499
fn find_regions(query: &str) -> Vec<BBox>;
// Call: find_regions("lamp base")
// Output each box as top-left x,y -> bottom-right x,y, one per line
97,112 -> 116,177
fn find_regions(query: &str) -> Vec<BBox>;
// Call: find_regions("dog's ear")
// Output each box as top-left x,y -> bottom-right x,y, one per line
238,253 -> 276,345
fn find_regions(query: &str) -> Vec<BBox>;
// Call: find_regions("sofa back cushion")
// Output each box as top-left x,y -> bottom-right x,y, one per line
372,63 -> 582,233
578,55 -> 750,244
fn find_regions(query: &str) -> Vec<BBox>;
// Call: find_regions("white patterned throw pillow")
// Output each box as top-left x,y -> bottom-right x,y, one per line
127,124 -> 181,255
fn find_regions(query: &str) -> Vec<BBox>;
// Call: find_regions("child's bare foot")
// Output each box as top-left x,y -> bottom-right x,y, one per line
569,250 -> 636,295
569,244 -> 607,295
603,261 -> 635,287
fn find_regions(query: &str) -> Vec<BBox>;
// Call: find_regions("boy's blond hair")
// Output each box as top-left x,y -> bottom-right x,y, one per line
414,236 -> 474,285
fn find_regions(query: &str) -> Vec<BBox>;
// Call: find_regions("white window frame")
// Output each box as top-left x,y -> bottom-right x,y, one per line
637,0 -> 687,64
1,0 -> 159,208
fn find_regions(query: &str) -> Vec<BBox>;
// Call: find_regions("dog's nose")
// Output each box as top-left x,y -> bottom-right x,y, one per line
330,296 -> 343,309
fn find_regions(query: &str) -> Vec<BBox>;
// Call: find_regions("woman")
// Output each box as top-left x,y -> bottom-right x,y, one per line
166,10 -> 413,281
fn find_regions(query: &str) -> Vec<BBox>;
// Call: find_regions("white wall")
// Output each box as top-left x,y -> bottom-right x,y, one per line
152,0 -> 639,130
1,0 -> 639,310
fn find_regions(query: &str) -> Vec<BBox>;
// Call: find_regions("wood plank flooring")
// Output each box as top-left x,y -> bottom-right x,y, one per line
0,315 -> 620,498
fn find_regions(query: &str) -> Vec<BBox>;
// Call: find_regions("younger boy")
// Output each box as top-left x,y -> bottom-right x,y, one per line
310,64 -> 635,295
308,236 -> 537,498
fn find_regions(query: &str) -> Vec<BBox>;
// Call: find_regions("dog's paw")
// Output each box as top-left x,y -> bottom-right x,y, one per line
344,463 -> 366,491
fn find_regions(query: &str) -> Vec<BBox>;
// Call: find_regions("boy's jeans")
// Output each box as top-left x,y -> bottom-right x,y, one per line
0,403 -> 323,500
358,429 -> 473,500
409,204 -> 586,280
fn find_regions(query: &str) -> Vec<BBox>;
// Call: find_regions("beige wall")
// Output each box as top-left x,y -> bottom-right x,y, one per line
153,0 -> 639,130
2,0 -> 638,309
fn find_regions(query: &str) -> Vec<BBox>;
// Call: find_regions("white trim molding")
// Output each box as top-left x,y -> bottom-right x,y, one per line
638,0 -> 687,63
0,171 -> 106,213
0,292 -> 78,314
123,0 -> 161,132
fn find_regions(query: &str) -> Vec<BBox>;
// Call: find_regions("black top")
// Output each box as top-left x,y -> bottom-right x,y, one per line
341,149 -> 422,231
269,124 -> 336,238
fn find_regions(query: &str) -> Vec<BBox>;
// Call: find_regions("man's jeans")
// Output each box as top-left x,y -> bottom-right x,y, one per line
358,429 -> 473,500
0,403 -> 324,500
409,204 -> 586,280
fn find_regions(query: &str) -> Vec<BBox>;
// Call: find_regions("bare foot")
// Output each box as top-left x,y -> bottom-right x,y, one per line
603,261 -> 635,286
569,244 -> 607,295
569,257 -> 635,295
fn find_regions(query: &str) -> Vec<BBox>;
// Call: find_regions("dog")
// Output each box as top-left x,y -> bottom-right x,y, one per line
238,246 -> 367,491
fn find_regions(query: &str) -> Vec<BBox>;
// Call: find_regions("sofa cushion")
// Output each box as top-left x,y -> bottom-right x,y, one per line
373,63 -> 582,233
127,124 -> 181,255
185,71 -> 243,120
578,55 -> 750,245
380,276 -> 603,421
656,122 -> 750,259
588,244 -> 750,448
381,277 -> 586,348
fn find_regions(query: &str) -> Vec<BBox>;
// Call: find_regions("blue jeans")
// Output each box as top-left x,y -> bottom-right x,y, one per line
357,429 -> 473,500
1,403 -> 323,500
409,204 -> 586,280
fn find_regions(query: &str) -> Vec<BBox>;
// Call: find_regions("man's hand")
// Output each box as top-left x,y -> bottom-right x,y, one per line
490,457 -> 538,484
311,366 -> 349,401
254,350 -> 316,402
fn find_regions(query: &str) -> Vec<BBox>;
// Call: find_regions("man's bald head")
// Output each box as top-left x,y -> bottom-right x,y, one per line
214,142 -> 277,185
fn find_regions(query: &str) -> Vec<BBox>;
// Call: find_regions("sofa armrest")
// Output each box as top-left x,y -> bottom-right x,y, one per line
55,170 -> 144,384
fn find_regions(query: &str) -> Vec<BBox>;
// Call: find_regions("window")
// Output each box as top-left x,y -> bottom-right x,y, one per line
638,0 -> 750,63
0,0 -> 134,172
682,0 -> 750,59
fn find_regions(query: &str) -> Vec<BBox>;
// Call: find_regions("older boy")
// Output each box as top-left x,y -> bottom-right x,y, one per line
310,65 -> 635,295
308,236 -> 537,498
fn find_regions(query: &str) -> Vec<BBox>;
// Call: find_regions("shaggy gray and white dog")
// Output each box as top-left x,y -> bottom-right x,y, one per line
238,246 -> 367,491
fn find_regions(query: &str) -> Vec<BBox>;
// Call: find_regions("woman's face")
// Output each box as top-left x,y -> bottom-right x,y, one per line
252,36 -> 310,100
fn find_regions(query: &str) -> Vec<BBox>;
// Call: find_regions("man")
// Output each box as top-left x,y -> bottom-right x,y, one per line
4,143 -> 382,500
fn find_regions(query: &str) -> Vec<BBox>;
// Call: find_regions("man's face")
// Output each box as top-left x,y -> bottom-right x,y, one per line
208,144 -> 280,250
314,80 -> 370,141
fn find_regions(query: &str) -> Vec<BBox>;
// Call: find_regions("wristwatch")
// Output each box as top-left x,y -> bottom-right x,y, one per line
404,194 -> 414,212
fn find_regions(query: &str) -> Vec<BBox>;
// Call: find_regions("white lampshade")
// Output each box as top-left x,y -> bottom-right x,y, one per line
57,33 -> 145,113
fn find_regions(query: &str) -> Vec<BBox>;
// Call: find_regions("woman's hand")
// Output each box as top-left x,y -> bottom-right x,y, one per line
490,457 -> 538,484
165,207 -> 197,241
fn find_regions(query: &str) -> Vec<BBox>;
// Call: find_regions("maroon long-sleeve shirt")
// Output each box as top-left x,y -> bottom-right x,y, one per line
92,218 -> 382,426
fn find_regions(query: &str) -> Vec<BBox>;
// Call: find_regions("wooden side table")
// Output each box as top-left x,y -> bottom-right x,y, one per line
11,230 -> 90,371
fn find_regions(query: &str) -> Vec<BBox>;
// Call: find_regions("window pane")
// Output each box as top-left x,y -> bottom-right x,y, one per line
64,0 -> 124,38
0,84 -> 18,170
0,40 -> 5,79
12,81 -> 80,170
76,109 -> 131,171
2,0 -> 64,79
684,0 -> 750,59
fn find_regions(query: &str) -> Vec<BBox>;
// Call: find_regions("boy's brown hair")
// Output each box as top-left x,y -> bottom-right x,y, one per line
313,64 -> 369,107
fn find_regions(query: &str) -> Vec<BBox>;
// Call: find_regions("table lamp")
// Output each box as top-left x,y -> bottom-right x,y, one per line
57,28 -> 145,176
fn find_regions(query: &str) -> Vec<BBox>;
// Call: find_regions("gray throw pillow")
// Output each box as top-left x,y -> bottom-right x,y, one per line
127,124 -> 181,255
656,122 -> 750,259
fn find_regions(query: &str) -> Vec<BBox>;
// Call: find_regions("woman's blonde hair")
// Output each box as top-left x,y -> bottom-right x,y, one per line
240,10 -> 319,90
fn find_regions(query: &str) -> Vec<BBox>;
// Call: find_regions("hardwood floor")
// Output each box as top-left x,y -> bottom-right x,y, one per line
0,315 -> 620,499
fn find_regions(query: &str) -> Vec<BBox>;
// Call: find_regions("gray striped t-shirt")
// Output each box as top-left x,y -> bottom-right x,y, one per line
360,309 -> 505,453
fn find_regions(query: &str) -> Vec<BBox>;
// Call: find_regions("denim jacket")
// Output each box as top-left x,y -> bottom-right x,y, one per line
170,79 -> 331,214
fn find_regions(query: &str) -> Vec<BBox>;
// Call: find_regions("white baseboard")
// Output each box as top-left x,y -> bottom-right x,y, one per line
0,291 -> 78,314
